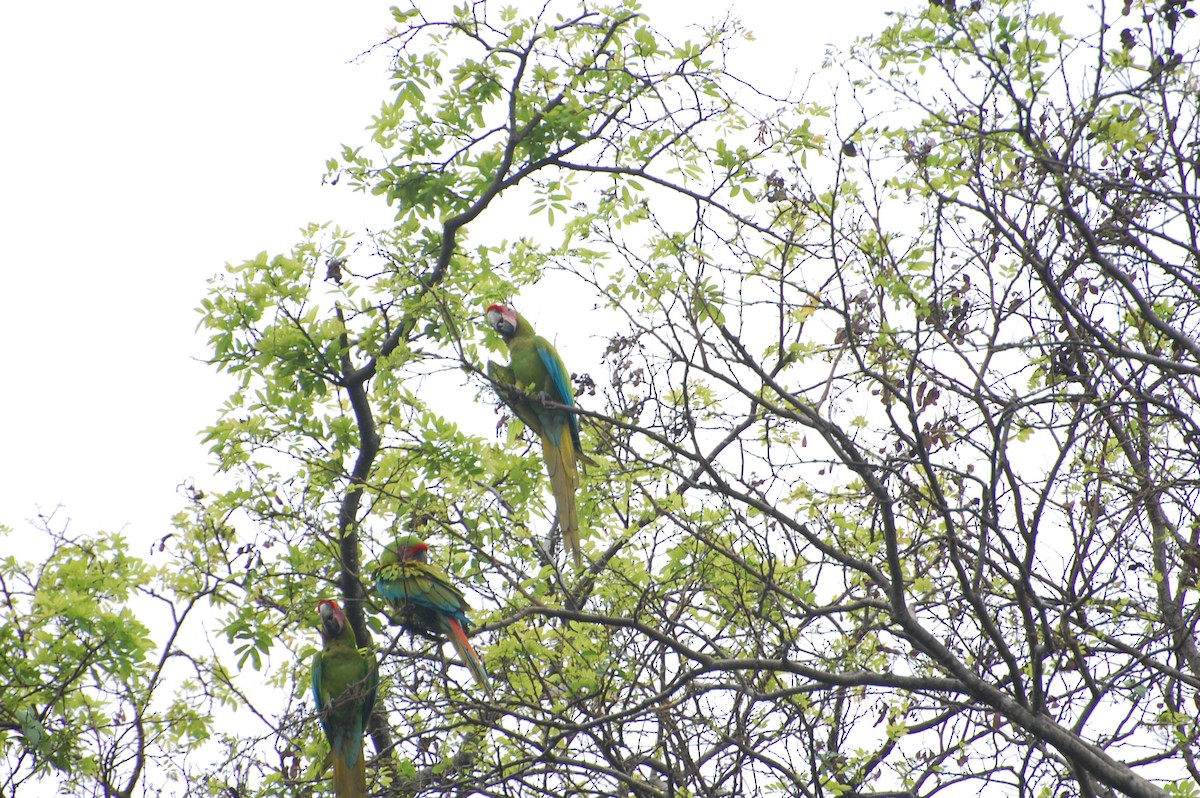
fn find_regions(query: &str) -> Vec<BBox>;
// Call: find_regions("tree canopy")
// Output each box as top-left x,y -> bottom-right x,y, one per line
4,1 -> 1200,797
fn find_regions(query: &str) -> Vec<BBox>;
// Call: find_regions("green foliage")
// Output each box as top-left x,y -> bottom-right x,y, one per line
14,0 -> 1200,795
0,521 -> 215,794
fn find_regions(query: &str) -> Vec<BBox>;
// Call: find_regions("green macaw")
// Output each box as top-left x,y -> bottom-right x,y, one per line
485,302 -> 595,567
374,534 -> 490,690
311,599 -> 378,798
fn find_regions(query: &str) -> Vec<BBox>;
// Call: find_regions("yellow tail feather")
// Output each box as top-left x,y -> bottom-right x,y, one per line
331,749 -> 366,798
542,433 -> 581,567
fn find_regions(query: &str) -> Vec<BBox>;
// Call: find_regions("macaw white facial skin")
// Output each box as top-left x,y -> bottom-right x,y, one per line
318,599 -> 346,637
486,304 -> 519,339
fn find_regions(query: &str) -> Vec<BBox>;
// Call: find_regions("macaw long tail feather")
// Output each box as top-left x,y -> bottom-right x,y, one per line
446,617 -> 491,691
543,432 -> 581,567
332,748 -> 367,798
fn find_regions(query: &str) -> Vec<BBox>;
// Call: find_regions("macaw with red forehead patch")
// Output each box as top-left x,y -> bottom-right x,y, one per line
485,302 -> 594,567
374,534 -> 490,689
312,599 -> 377,798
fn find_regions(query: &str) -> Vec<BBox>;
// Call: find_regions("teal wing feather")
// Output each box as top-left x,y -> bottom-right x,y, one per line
534,337 -> 575,408
311,652 -> 329,737
376,560 -> 472,623
532,337 -> 576,448
535,337 -> 591,461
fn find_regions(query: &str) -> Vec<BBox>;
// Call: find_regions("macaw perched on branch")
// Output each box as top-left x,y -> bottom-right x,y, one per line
374,535 -> 490,690
312,599 -> 378,798
485,302 -> 595,567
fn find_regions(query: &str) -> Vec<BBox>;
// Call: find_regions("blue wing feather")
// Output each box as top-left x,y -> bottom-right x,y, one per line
375,576 -> 412,604
376,564 -> 471,625
535,338 -> 573,406
310,652 -> 330,736
535,337 -> 581,442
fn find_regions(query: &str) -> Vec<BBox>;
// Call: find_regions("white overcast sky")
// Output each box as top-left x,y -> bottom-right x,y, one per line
0,1 -> 890,550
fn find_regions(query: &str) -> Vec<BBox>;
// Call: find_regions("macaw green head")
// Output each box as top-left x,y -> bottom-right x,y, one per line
486,303 -> 519,341
381,534 -> 430,565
